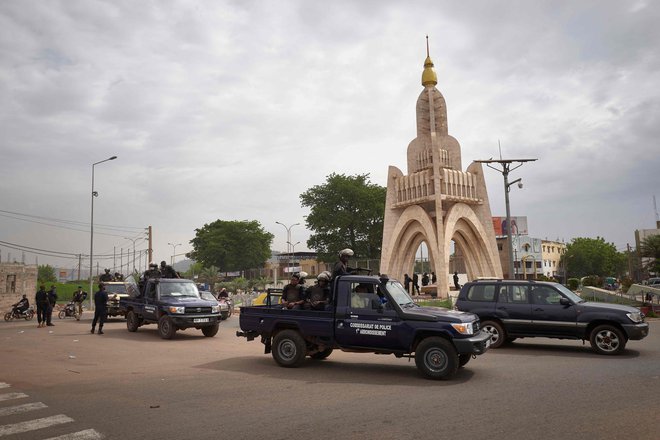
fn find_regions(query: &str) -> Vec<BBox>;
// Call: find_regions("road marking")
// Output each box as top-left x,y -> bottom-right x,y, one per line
0,414 -> 73,436
0,402 -> 48,417
0,393 -> 28,402
0,384 -> 9,389
44,429 -> 104,440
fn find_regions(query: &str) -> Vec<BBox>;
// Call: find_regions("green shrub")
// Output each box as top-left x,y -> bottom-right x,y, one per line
581,275 -> 602,287
568,278 -> 580,291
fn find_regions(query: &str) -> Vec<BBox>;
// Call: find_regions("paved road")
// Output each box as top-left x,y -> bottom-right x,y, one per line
1,314 -> 659,439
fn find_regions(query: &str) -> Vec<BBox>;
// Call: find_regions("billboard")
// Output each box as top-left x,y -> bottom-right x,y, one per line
492,216 -> 528,236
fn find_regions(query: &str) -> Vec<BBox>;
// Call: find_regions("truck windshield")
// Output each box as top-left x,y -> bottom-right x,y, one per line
386,280 -> 415,307
160,282 -> 200,298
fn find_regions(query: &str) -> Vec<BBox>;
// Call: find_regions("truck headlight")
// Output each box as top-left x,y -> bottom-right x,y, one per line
627,312 -> 643,323
168,306 -> 185,314
451,322 -> 475,335
211,305 -> 220,314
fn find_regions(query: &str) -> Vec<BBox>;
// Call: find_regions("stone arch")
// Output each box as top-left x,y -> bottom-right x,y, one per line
444,203 -> 501,278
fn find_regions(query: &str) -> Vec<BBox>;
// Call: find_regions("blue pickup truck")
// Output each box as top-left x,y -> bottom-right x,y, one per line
237,274 -> 491,380
119,277 -> 221,339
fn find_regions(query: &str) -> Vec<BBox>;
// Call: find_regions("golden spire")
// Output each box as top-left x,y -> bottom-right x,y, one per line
422,35 -> 438,87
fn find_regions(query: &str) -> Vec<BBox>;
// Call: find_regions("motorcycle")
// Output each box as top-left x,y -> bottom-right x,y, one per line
217,296 -> 233,320
58,301 -> 79,320
4,305 -> 35,321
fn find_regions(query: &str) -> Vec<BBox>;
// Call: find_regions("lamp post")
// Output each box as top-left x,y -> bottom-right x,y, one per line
89,155 -> 117,310
476,157 -> 536,279
287,241 -> 300,273
276,221 -> 300,275
168,242 -> 182,265
124,237 -> 143,274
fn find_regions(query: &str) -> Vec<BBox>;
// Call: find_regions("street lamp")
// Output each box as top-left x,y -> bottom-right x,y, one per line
287,241 -> 300,273
124,236 -> 143,274
276,221 -> 300,275
168,242 -> 182,265
89,155 -> 117,310
476,157 -> 536,279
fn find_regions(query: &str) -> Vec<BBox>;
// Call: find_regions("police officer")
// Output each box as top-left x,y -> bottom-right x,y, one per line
72,286 -> 87,320
46,285 -> 57,326
35,285 -> 48,328
142,263 -> 161,280
91,283 -> 108,335
160,261 -> 180,279
281,274 -> 305,309
99,268 -> 114,282
305,271 -> 331,310
332,248 -> 356,280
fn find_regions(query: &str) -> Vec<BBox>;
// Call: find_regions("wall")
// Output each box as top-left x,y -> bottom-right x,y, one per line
0,263 -> 38,311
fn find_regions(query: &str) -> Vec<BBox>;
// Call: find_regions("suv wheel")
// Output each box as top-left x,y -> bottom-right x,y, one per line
590,324 -> 626,355
481,320 -> 506,349
414,337 -> 458,380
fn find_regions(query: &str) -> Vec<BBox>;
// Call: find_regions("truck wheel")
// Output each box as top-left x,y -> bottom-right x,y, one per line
415,337 -> 458,380
58,310 -> 66,320
126,311 -> 140,332
310,347 -> 333,360
458,353 -> 471,368
158,316 -> 176,340
481,320 -> 506,349
202,323 -> 219,337
272,330 -> 306,367
590,324 -> 626,355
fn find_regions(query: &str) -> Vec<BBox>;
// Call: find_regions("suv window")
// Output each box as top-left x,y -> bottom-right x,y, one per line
531,286 -> 561,305
495,285 -> 528,303
467,284 -> 496,302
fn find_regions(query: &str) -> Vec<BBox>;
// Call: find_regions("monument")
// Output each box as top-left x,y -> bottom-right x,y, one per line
379,42 -> 503,297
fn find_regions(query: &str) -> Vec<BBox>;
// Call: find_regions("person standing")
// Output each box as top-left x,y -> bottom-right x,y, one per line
332,249 -> 355,280
160,261 -> 180,279
453,271 -> 460,290
46,284 -> 57,326
72,286 -> 87,320
91,283 -> 108,335
35,285 -> 48,328
422,273 -> 430,287
431,272 -> 437,284
99,269 -> 114,282
412,273 -> 420,295
404,274 -> 411,294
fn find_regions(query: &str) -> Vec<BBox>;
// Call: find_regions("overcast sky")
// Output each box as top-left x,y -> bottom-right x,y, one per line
1,0 -> 659,274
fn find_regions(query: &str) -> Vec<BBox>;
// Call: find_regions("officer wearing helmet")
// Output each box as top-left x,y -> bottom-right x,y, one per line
332,248 -> 356,280
142,262 -> 161,281
305,271 -> 331,310
99,268 -> 114,282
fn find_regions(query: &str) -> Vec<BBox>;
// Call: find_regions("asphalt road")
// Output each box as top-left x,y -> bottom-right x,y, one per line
1,313 -> 659,440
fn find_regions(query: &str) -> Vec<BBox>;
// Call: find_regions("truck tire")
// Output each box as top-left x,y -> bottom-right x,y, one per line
310,347 -> 333,360
458,353 -> 471,368
126,311 -> 140,332
201,323 -> 219,337
272,329 -> 307,367
590,324 -> 626,355
158,316 -> 176,340
481,320 -> 506,349
415,337 -> 459,380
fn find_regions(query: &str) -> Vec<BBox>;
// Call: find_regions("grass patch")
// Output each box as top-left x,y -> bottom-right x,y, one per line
416,299 -> 453,309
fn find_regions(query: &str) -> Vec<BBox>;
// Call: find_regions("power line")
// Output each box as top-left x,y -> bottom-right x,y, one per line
0,209 -> 144,233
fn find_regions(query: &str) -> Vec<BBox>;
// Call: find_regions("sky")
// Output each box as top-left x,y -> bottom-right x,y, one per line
1,0 -> 659,276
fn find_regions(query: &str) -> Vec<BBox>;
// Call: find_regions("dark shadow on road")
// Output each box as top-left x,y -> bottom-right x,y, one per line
195,355 -> 476,386
492,341 -> 641,359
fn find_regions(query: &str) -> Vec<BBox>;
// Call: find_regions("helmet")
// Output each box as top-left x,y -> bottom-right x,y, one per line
317,272 -> 330,281
299,271 -> 308,279
104,268 -> 110,272
149,262 -> 158,268
160,261 -> 167,266
339,248 -> 354,257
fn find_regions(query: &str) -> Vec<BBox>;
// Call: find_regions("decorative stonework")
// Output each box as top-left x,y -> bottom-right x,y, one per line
380,50 -> 502,296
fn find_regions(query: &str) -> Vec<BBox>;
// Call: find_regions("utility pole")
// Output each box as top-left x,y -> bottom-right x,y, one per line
78,254 -> 82,280
476,157 -> 536,279
148,226 -> 153,264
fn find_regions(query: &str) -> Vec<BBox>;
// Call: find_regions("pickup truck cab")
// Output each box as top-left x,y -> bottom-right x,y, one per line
119,277 -> 221,339
237,274 -> 491,380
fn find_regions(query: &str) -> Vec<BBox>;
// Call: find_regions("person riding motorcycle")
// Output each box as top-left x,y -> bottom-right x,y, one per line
13,294 -> 29,315
72,286 -> 87,319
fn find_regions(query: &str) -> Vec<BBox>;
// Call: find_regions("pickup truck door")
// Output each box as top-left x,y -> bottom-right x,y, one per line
334,280 -> 405,351
143,282 -> 158,321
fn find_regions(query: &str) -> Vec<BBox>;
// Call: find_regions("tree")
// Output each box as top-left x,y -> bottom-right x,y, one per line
562,237 -> 626,279
188,220 -> 273,273
300,173 -> 386,262
38,264 -> 57,283
640,234 -> 660,275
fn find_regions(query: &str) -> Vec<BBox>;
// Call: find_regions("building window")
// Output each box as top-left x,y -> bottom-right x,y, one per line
6,275 -> 17,293
497,244 -> 503,251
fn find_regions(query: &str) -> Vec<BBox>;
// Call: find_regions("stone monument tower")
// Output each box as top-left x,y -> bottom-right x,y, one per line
379,43 -> 503,297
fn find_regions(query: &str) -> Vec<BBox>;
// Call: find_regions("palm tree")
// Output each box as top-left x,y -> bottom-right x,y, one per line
197,266 -> 220,292
640,234 -> 660,276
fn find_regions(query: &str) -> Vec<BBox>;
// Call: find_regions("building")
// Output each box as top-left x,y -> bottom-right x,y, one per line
635,220 -> 660,279
496,236 -> 542,279
541,240 -> 567,279
0,263 -> 38,311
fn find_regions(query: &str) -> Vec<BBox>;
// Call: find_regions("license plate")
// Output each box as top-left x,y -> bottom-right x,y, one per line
193,318 -> 209,323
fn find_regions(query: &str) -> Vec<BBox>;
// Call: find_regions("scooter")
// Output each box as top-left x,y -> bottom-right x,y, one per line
4,305 -> 35,321
217,296 -> 233,320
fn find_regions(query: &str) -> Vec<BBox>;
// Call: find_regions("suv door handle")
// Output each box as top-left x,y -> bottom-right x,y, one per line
534,308 -> 544,311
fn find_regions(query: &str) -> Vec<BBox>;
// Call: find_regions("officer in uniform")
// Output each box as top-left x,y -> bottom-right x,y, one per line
72,286 -> 87,320
99,268 -> 114,282
91,283 -> 108,335
160,261 -> 180,279
281,274 -> 305,309
142,263 -> 161,280
35,285 -> 48,328
305,271 -> 331,310
46,285 -> 57,326
332,248 -> 356,280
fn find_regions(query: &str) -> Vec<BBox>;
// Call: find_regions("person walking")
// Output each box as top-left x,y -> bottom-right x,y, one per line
46,284 -> 57,326
35,285 -> 48,328
453,271 -> 460,290
91,283 -> 108,335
